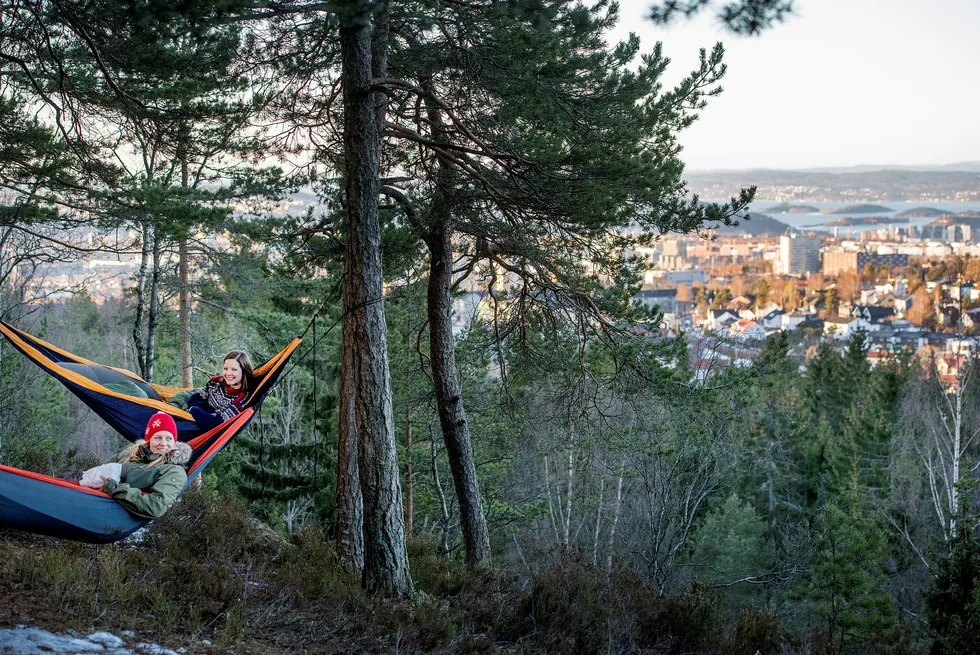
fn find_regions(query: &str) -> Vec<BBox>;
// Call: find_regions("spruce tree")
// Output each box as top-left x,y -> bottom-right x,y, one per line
804,503 -> 895,653
922,529 -> 980,655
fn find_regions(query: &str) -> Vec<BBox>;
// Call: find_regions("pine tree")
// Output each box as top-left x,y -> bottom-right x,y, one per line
804,503 -> 895,653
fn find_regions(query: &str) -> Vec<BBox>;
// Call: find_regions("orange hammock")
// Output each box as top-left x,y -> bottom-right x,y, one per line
0,319 -> 301,442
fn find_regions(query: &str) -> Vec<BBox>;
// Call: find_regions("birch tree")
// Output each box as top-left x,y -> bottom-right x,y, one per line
900,348 -> 980,544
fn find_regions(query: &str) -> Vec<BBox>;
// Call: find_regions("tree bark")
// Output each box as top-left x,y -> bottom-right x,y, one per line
133,222 -> 151,380
339,1 -> 412,598
145,226 -> 161,383
423,217 -> 492,568
336,316 -> 364,570
178,149 -> 193,388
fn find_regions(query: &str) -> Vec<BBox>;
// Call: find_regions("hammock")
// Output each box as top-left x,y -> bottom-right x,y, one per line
0,409 -> 254,543
0,320 -> 302,442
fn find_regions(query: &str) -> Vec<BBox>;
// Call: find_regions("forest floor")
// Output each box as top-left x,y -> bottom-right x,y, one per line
0,490 -> 787,655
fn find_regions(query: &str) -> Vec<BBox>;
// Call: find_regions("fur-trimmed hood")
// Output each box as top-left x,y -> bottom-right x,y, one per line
164,441 -> 193,466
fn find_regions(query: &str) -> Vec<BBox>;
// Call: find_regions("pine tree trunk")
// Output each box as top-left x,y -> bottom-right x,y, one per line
336,318 -> 364,570
424,217 -> 492,568
133,222 -> 151,380
178,151 -> 193,388
339,2 -> 412,598
145,226 -> 161,383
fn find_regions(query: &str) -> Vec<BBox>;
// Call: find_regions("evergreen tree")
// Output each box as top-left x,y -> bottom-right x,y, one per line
922,529 -> 980,655
689,493 -> 771,604
804,503 -> 895,653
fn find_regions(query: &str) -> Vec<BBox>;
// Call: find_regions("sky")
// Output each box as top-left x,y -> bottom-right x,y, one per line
609,0 -> 980,171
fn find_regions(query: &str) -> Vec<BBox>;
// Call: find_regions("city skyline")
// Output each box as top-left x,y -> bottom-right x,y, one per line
612,0 -> 980,172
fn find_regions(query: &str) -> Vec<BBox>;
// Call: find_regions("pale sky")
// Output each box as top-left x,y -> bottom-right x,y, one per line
610,0 -> 980,171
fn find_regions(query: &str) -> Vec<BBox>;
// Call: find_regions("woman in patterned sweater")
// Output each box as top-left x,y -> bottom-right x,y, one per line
170,351 -> 257,432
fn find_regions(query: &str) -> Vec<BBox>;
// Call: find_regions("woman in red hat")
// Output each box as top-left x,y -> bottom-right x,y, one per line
80,412 -> 192,518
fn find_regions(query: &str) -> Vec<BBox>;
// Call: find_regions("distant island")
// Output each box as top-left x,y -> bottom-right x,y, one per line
821,216 -> 909,227
765,203 -> 819,214
716,212 -> 789,236
820,204 -> 893,214
895,207 -> 946,218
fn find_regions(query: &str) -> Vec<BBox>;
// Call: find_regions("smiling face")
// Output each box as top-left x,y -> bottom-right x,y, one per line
223,358 -> 243,390
148,430 -> 176,455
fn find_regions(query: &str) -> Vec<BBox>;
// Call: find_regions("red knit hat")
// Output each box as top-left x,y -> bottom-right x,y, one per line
144,412 -> 178,442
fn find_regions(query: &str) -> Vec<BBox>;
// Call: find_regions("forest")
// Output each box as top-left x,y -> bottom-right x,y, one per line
1,1 -> 978,654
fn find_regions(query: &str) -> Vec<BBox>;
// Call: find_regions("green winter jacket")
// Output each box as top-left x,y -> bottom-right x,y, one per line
102,442 -> 192,519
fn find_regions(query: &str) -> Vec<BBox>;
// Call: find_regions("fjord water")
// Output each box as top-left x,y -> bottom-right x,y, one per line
745,201 -> 980,235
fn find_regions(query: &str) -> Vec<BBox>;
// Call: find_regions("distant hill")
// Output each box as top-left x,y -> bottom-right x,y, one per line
766,203 -> 819,214
895,207 -> 946,217
715,213 -> 789,236
686,170 -> 980,202
821,204 -> 893,214
691,162 -> 980,174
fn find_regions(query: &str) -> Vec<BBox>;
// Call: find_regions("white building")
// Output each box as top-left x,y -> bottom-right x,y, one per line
777,233 -> 821,275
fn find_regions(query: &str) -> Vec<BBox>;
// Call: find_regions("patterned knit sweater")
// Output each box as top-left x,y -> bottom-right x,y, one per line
197,376 -> 248,421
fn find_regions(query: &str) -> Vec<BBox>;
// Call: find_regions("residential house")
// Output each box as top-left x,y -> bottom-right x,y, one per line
894,295 -> 913,318
824,316 -> 871,340
760,310 -> 785,330
705,309 -> 738,331
937,305 -> 961,327
949,283 -> 977,302
728,319 -> 767,342
780,310 -> 812,331
962,308 -> 980,328
849,304 -> 893,328
729,294 -> 756,312
755,301 -> 781,319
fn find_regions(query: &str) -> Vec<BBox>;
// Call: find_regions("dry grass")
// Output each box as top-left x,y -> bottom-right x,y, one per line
0,491 -> 859,654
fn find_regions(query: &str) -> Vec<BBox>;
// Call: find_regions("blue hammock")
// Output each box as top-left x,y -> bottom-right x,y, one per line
0,320 -> 301,442
0,410 -> 254,543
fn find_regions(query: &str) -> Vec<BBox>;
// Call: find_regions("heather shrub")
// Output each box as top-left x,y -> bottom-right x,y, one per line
504,551 -> 640,654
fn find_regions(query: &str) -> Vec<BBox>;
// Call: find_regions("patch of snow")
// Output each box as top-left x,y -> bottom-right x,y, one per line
0,627 -> 104,653
0,627 -> 195,655
133,643 -> 180,655
88,632 -> 125,648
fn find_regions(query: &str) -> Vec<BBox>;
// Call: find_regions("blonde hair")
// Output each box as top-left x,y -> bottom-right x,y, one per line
116,443 -> 171,468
